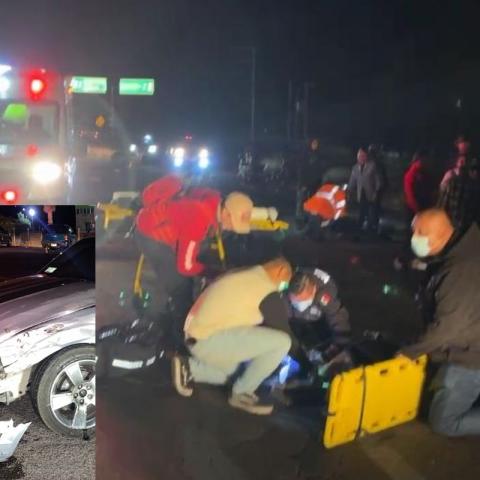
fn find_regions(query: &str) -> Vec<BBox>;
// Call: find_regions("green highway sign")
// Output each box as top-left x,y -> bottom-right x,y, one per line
119,78 -> 155,95
70,76 -> 108,94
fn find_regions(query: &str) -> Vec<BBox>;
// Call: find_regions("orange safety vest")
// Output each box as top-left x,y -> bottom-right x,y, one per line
303,183 -> 347,223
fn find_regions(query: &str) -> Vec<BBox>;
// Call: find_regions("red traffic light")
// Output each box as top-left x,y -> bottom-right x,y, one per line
1,190 -> 17,204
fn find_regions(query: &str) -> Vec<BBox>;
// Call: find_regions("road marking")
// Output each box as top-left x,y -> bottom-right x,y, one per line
361,442 -> 426,480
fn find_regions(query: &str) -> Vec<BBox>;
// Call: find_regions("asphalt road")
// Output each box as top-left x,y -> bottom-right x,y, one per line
0,247 -> 95,480
0,400 -> 95,480
95,229 -> 479,480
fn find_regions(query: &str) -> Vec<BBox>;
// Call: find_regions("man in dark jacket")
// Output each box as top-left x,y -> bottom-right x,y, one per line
287,268 -> 352,372
348,148 -> 383,232
401,209 -> 480,436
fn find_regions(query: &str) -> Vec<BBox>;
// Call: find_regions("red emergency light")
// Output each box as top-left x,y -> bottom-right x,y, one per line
31,78 -> 46,95
1,190 -> 17,204
24,69 -> 49,101
26,144 -> 39,156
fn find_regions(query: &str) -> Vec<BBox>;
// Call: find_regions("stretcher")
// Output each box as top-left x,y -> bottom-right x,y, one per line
97,197 -> 290,232
97,194 -> 290,298
323,354 -> 428,448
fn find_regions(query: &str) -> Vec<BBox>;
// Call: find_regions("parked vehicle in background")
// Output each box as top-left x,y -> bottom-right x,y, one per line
41,224 -> 76,253
0,226 -> 12,247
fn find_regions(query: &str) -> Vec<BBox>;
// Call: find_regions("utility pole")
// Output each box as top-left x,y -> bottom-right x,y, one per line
287,80 -> 293,142
250,47 -> 256,144
110,78 -> 115,129
293,86 -> 301,142
303,82 -> 315,141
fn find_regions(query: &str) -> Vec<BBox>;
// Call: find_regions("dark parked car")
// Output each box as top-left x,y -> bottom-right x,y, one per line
0,226 -> 12,247
0,237 -> 95,437
41,224 -> 76,253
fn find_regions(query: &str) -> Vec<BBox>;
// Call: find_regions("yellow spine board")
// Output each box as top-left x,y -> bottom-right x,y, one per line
323,355 -> 428,449
97,203 -> 135,229
250,219 -> 289,231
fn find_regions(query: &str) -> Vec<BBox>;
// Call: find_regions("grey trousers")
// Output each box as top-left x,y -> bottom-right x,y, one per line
429,363 -> 480,436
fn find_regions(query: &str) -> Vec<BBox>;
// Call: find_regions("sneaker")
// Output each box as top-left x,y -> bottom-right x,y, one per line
228,393 -> 274,415
171,354 -> 194,397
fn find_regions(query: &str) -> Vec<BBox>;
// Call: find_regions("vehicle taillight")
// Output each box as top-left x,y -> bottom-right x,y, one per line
26,144 -> 39,156
1,190 -> 17,204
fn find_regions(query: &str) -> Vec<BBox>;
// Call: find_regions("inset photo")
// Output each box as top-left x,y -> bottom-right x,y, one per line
0,205 -> 95,479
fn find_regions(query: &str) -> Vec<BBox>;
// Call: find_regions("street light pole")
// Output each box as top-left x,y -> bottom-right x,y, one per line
110,78 -> 115,129
250,47 -> 256,144
287,80 -> 293,142
303,82 -> 315,141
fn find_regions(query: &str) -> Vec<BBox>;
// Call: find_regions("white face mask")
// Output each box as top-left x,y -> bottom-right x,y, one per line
411,234 -> 431,258
291,298 -> 314,312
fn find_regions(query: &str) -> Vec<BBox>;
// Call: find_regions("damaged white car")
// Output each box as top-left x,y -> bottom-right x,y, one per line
0,237 -> 95,437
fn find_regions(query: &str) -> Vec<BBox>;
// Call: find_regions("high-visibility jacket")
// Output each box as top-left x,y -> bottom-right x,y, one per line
136,175 -> 221,276
303,183 -> 347,222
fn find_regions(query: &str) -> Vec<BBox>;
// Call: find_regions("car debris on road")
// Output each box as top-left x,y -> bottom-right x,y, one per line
0,419 -> 30,462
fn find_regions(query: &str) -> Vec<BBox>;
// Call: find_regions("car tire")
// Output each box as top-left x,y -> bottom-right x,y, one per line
30,345 -> 96,437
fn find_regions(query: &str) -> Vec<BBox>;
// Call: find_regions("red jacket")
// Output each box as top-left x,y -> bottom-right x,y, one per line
403,161 -> 435,213
136,176 -> 221,276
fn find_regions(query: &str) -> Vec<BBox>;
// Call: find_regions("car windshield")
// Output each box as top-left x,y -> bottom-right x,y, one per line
44,224 -> 72,234
0,100 -> 59,145
41,237 -> 95,281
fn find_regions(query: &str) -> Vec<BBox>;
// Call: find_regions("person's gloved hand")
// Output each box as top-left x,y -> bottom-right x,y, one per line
306,349 -> 325,363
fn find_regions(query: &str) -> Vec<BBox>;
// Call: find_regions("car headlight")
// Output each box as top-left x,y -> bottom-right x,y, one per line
129,144 -> 137,153
148,145 -> 158,155
32,161 -> 62,184
199,149 -> 209,169
0,76 -> 11,94
173,148 -> 185,167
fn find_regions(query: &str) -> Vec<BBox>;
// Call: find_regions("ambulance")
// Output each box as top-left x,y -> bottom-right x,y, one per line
0,64 -> 77,204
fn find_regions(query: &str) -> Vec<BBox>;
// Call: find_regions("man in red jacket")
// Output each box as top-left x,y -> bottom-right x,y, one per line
404,149 -> 436,216
135,174 -> 254,322
395,150 -> 436,270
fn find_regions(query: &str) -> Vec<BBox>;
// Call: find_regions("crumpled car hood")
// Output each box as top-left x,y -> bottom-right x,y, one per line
0,276 -> 95,344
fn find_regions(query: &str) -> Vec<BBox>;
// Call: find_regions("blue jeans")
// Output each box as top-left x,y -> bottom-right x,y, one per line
188,327 -> 292,395
429,364 -> 480,436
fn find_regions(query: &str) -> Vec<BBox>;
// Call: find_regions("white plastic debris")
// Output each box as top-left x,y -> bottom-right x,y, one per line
0,419 -> 31,462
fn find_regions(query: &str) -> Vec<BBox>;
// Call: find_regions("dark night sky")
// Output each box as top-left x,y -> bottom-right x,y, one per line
0,206 -> 76,229
2,0 -> 480,149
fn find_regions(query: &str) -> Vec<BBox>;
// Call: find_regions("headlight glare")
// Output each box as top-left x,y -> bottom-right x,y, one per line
32,161 -> 62,184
